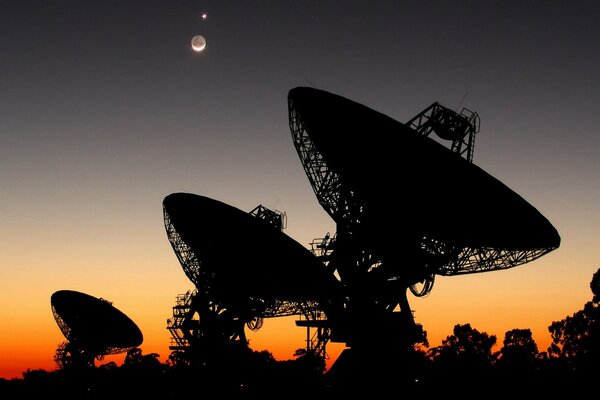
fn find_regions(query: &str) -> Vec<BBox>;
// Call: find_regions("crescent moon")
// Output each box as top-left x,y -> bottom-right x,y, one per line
191,35 -> 206,52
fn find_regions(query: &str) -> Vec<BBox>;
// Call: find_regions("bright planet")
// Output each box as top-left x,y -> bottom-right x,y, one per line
191,35 -> 206,52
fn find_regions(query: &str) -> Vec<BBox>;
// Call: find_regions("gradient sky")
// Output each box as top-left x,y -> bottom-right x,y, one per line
1,1 -> 599,379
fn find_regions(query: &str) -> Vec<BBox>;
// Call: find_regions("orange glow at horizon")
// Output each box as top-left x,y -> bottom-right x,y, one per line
1,216 -> 595,381
2,0 -> 600,385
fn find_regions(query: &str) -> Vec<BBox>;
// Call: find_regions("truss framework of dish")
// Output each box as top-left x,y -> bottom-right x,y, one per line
51,290 -> 143,367
163,193 -> 339,320
161,86 -> 560,365
288,87 -> 560,286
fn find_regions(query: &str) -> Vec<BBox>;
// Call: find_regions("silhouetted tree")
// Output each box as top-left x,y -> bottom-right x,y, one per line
293,348 -> 326,376
97,361 -> 118,370
166,350 -> 193,367
414,323 -> 430,349
591,267 -> 600,303
123,347 -> 143,365
428,323 -> 497,384
498,328 -> 539,370
548,267 -> 600,375
123,347 -> 162,368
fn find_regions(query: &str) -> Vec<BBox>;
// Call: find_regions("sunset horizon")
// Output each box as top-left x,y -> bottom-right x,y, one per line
1,0 -> 598,389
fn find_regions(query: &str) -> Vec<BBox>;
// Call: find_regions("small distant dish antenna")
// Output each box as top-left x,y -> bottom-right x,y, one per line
191,35 -> 206,52
51,290 -> 143,369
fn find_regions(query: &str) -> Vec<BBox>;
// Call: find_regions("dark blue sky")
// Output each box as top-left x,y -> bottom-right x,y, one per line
1,0 -> 599,377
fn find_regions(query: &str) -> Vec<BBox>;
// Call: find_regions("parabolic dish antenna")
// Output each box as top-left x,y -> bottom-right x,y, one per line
163,193 -> 339,306
51,290 -> 143,368
286,85 -> 561,386
288,87 -> 560,283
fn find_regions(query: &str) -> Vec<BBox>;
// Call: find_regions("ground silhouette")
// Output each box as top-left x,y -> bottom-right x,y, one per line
2,267 -> 598,398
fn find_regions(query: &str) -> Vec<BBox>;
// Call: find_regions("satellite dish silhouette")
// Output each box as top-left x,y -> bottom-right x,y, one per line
51,290 -> 143,369
288,86 -> 560,286
156,87 -> 560,383
163,193 -> 338,363
163,192 -> 338,303
287,86 -> 561,383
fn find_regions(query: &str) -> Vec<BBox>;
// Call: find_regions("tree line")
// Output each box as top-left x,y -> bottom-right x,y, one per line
411,267 -> 599,395
1,267 -> 598,397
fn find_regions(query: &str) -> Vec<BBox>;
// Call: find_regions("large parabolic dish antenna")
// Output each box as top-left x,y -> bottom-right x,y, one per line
163,193 -> 339,362
163,193 -> 339,309
288,87 -> 560,285
51,290 -> 143,368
